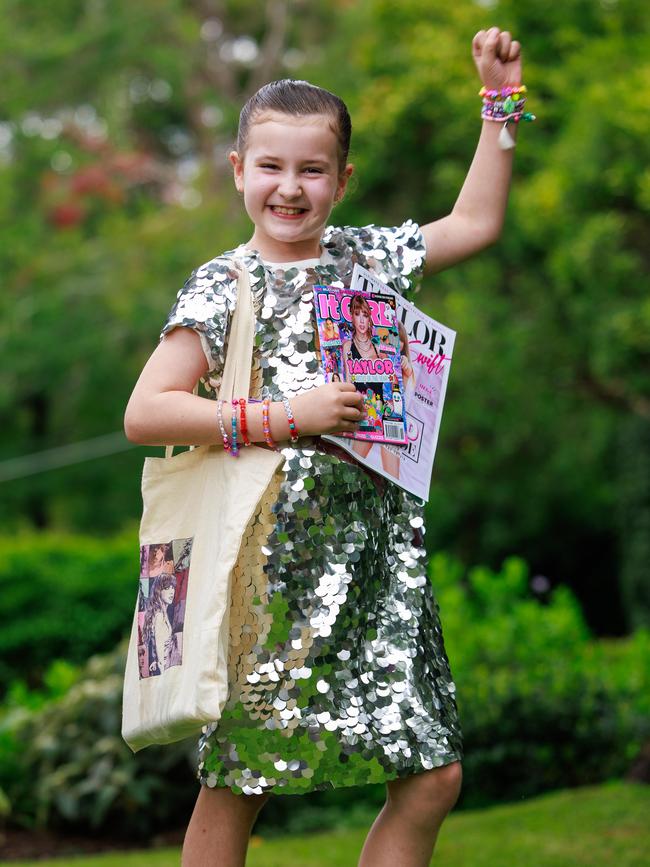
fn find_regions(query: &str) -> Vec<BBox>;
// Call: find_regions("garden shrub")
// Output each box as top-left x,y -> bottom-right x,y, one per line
1,552 -> 648,837
432,554 -> 650,806
0,642 -> 197,838
0,531 -> 138,696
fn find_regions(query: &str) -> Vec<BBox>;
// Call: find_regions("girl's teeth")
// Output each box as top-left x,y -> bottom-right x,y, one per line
272,207 -> 303,214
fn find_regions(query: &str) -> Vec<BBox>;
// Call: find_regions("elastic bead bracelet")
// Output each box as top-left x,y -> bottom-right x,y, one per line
239,397 -> 251,447
281,396 -> 300,444
230,399 -> 239,457
217,400 -> 231,451
479,84 -> 536,150
480,84 -> 527,101
262,398 -> 277,450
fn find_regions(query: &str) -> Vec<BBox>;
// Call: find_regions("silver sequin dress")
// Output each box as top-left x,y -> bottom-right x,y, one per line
161,220 -> 463,795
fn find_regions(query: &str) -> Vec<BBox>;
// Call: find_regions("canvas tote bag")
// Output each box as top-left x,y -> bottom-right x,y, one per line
122,263 -> 283,753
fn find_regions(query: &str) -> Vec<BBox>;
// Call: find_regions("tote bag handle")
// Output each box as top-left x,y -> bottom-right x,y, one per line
165,261 -> 254,459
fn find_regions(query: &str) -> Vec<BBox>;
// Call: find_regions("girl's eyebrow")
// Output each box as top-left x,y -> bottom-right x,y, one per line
255,154 -> 332,166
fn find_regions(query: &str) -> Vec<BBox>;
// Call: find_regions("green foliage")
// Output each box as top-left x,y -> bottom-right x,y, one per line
1,554 -> 648,838
4,660 -> 81,715
617,417 -> 650,629
0,642 -> 196,837
312,0 -> 650,631
0,531 -> 138,695
1,0 -> 649,641
431,554 -> 650,805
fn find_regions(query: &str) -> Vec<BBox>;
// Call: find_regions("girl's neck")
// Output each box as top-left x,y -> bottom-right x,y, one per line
244,234 -> 322,264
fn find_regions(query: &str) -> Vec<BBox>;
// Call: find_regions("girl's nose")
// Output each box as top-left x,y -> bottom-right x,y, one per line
277,172 -> 302,198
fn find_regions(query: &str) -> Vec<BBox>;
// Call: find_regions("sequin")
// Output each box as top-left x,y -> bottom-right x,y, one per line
160,221 -> 463,795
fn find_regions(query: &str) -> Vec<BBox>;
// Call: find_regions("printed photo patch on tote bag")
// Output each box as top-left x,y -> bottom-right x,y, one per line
137,537 -> 193,679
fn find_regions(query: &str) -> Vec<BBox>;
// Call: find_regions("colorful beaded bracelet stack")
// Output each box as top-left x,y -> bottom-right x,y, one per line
281,396 -> 300,444
479,84 -> 536,150
480,85 -> 528,119
262,398 -> 277,450
239,397 -> 251,447
217,400 -> 231,452
230,399 -> 239,457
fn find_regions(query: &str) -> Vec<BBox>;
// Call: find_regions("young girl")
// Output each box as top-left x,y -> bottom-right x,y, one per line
125,26 -> 525,867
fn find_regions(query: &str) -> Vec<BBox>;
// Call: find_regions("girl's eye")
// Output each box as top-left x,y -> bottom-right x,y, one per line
304,167 -> 324,174
260,163 -> 279,170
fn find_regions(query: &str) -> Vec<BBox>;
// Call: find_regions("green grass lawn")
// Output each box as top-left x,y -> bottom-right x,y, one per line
3,780 -> 648,867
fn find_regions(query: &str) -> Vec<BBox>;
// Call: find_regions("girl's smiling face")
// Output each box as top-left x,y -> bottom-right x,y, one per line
229,112 -> 353,262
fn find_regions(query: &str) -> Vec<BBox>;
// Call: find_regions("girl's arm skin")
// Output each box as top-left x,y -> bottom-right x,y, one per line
421,27 -> 523,275
124,327 -> 364,446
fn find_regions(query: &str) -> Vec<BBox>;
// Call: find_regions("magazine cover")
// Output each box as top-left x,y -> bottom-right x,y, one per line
314,284 -> 407,444
323,265 -> 456,502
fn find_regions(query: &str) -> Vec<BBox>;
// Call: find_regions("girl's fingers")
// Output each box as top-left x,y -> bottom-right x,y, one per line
497,31 -> 512,61
472,30 -> 486,58
341,390 -> 364,407
481,26 -> 500,61
342,412 -> 363,427
509,39 -> 521,62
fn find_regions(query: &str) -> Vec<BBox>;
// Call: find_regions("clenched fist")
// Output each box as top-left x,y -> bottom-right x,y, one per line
472,27 -> 522,89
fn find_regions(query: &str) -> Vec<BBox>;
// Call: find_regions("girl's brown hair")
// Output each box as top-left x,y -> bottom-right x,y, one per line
237,79 -> 352,173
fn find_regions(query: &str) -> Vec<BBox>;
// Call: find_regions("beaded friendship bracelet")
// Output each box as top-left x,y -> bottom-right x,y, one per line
262,398 -> 277,450
479,84 -> 536,150
217,400 -> 231,452
219,396 -> 292,453
239,397 -> 251,447
281,396 -> 300,444
480,85 -> 528,118
230,399 -> 239,457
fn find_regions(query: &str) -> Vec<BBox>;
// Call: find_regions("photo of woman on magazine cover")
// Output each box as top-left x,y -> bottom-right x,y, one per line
348,318 -> 417,480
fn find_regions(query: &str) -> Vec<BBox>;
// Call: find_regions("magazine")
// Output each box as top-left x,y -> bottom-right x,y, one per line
322,265 -> 456,502
314,281 -> 407,444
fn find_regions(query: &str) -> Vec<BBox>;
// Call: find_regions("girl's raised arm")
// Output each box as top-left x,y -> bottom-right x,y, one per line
421,27 -> 526,275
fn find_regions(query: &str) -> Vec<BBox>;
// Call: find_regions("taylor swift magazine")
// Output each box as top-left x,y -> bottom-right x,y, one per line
320,265 -> 456,502
313,280 -> 408,445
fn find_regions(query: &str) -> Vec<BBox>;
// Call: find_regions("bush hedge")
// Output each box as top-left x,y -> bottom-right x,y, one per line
0,531 -> 137,696
431,554 -> 650,805
1,550 -> 649,838
0,644 -> 197,839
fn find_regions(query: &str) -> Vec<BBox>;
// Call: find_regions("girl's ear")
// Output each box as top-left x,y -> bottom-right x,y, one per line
229,150 -> 245,194
334,163 -> 355,203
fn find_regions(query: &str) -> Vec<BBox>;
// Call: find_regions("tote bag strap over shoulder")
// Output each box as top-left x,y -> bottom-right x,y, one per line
165,259 -> 254,458
219,260 -> 255,400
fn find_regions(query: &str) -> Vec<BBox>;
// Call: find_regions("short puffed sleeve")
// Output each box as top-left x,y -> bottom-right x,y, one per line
326,219 -> 426,299
160,255 -> 239,387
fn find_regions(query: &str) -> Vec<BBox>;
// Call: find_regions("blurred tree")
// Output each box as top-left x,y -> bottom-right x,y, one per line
312,0 -> 650,632
1,0 -> 648,632
0,0 -> 328,528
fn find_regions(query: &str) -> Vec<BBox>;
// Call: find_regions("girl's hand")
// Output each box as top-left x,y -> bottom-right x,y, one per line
472,27 -> 522,90
291,383 -> 364,436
